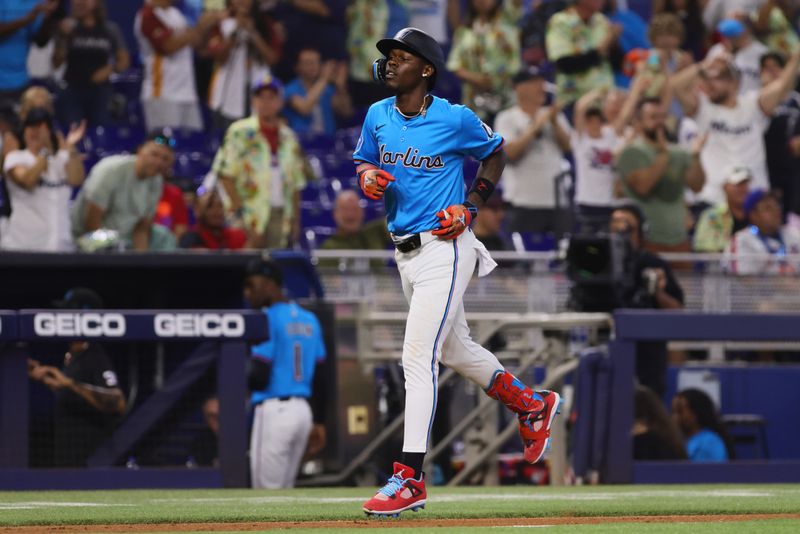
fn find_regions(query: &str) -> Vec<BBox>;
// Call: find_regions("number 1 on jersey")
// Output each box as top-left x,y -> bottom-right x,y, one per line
293,342 -> 303,381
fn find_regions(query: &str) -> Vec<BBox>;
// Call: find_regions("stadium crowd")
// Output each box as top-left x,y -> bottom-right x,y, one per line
0,0 -> 798,272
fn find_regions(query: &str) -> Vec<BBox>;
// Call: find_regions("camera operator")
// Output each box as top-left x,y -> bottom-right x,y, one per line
570,204 -> 684,397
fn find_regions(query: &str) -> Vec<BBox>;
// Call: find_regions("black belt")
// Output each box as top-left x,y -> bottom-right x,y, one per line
278,396 -> 304,401
393,233 -> 422,253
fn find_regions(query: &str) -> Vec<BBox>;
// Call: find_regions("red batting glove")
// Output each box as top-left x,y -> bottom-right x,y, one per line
431,204 -> 473,240
359,169 -> 395,200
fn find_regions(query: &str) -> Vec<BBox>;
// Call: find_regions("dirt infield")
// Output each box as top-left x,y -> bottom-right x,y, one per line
5,514 -> 800,533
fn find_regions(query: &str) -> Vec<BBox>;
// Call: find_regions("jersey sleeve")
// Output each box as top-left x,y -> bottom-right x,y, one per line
312,315 -> 326,362
459,106 -> 504,160
3,150 -> 34,174
251,311 -> 276,361
88,346 -> 120,389
353,105 -> 380,166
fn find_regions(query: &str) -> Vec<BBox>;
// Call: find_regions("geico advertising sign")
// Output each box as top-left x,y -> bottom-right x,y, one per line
34,313 -> 127,337
32,312 -> 247,338
154,313 -> 245,337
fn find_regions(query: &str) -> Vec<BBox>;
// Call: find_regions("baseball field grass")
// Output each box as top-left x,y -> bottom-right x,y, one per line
1,484 -> 799,532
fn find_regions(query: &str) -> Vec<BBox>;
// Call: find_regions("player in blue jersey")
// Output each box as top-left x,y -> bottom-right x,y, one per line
354,28 -> 563,517
244,259 -> 327,489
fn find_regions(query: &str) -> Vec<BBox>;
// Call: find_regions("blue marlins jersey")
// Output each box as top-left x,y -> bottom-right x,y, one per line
251,302 -> 326,404
353,96 -> 504,234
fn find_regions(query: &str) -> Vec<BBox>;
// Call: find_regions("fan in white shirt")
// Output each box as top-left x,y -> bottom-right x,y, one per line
1,110 -> 85,252
705,18 -> 768,95
569,74 -> 648,230
670,51 -> 800,206
493,67 -> 571,233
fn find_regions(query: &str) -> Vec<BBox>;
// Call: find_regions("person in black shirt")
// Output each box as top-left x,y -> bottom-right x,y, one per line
27,287 -> 126,467
569,204 -> 684,397
53,0 -> 130,126
760,51 -> 800,218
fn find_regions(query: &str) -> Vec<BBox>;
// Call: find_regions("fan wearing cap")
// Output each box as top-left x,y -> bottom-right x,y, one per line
725,189 -> 800,274
1,108 -> 86,252
670,35 -> 800,206
71,132 -> 177,251
446,0 -> 520,121
706,17 -> 768,94
211,74 -> 308,249
355,28 -> 561,517
27,288 -> 126,467
694,166 -> 752,252
493,67 -> 571,233
243,259 -> 327,488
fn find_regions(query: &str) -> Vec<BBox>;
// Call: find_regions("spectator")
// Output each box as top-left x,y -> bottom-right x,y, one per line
212,74 -> 309,249
347,0 -> 410,84
725,189 -> 800,274
706,17 -> 768,94
53,0 -> 130,127
206,0 -> 280,131
284,48 -> 353,137
71,132 -> 178,251
2,86 -> 56,159
275,0 -> 348,81
472,195 -> 509,251
494,67 -> 570,233
760,51 -> 800,218
244,259 -> 327,489
646,13 -> 694,122
408,0 -> 460,45
653,0 -> 706,60
545,0 -> 618,106
0,0 -> 59,108
702,0 -> 766,33
570,205 -> 684,397
27,288 -> 126,467
0,109 -> 85,251
134,0 -> 222,132
693,166 -> 752,252
570,80 -> 642,232
616,97 -> 706,254
672,388 -> 733,462
155,175 -> 190,240
633,385 -> 687,461
753,0 -> 800,57
320,190 -> 391,251
670,51 -> 800,206
179,187 -> 246,250
603,0 -> 651,88
447,0 -> 520,122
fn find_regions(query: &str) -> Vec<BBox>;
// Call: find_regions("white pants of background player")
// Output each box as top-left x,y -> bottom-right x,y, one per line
250,397 -> 312,488
396,228 -> 504,453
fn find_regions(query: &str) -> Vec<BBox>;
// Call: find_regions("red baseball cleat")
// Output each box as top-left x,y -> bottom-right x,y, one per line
362,462 -> 426,517
519,390 -> 562,464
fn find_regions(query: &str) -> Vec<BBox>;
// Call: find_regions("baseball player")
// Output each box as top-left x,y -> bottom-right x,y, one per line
354,28 -> 562,517
244,259 -> 327,489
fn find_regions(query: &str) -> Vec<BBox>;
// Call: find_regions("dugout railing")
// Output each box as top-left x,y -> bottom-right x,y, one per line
0,309 -> 267,490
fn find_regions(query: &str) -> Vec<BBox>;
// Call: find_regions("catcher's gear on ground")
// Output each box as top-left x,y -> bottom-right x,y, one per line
359,168 -> 395,200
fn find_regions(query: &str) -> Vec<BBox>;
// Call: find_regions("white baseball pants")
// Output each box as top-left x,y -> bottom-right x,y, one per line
250,397 -> 312,488
396,229 -> 504,453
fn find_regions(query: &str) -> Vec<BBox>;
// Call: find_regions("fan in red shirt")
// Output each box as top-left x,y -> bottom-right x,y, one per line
179,188 -> 246,250
156,182 -> 190,239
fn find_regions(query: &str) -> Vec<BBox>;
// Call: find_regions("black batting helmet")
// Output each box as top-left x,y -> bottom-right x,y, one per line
374,28 -> 445,89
